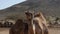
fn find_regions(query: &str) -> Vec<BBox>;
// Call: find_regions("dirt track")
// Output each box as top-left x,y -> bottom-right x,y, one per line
0,28 -> 60,34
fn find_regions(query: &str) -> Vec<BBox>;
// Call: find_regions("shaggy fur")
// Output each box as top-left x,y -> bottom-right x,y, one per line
9,11 -> 49,34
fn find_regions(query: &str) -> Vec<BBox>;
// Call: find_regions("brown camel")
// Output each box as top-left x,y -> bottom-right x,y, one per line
9,11 -> 49,34
25,11 -> 49,34
9,19 -> 28,34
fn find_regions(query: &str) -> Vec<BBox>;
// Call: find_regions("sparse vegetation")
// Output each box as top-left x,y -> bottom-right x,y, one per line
5,14 -> 19,20
46,16 -> 60,27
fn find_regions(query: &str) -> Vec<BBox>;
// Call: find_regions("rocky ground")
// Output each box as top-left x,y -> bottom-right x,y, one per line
0,28 -> 60,34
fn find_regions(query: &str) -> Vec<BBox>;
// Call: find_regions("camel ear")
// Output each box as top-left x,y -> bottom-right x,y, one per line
34,12 -> 41,17
38,12 -> 43,19
35,12 -> 45,20
25,11 -> 33,17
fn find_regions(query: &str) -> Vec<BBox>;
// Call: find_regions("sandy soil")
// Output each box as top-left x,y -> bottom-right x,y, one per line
48,28 -> 60,34
0,28 -> 60,34
0,28 -> 10,34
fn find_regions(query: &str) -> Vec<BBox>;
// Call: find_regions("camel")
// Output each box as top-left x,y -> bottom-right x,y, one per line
9,11 -> 49,34
25,11 -> 49,34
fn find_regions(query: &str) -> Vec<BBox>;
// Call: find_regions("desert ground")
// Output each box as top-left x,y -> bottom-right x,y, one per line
0,28 -> 60,34
48,27 -> 60,34
0,28 -> 9,34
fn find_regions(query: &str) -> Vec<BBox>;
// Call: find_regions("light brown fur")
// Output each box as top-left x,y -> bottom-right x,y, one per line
9,11 -> 49,34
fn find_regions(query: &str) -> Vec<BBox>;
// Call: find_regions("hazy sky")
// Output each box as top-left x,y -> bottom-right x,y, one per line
0,0 -> 26,10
